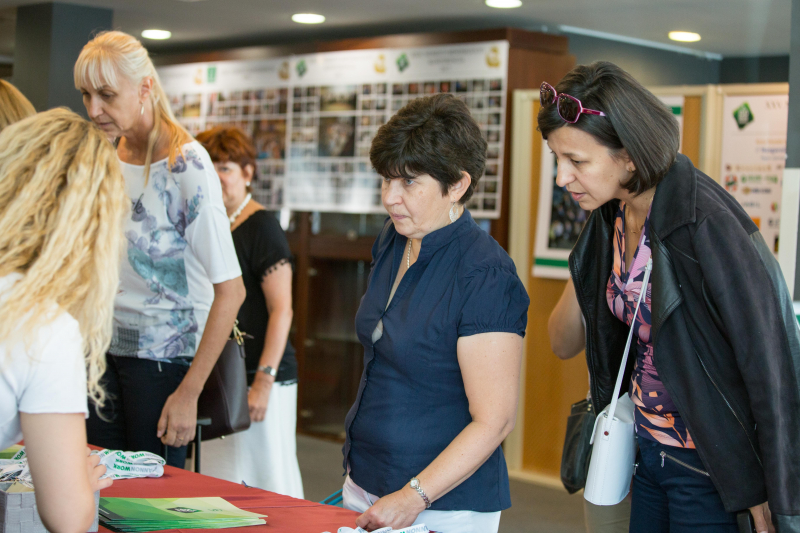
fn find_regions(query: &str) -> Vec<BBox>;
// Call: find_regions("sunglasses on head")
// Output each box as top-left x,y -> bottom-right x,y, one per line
540,82 -> 606,124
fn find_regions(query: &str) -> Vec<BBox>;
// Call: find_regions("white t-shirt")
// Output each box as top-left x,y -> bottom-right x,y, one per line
0,273 -> 88,451
112,142 -> 242,360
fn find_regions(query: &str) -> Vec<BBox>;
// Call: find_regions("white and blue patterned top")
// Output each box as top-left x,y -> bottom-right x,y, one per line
111,141 -> 242,360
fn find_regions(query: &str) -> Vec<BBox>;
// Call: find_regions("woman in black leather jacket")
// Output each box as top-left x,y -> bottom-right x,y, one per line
545,62 -> 800,533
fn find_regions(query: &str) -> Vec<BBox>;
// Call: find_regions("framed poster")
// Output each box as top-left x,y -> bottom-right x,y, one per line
158,41 -> 509,217
532,145 -> 590,279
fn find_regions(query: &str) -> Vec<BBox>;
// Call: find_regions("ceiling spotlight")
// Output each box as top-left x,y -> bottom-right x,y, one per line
292,13 -> 326,24
141,29 -> 172,40
668,31 -> 701,42
486,0 -> 523,8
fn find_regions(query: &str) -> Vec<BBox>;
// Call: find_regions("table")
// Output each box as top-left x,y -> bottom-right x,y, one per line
98,465 -> 359,532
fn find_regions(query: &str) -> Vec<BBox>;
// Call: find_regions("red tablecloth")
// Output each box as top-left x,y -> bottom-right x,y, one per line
99,465 -> 358,532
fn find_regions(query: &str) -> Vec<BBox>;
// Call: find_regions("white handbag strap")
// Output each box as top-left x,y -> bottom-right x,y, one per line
602,257 -> 653,434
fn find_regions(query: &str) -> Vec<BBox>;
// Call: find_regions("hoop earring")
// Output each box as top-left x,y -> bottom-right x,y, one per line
449,202 -> 459,223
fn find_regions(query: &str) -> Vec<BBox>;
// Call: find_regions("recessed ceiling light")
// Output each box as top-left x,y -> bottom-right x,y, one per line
291,13 -> 326,24
486,0 -> 522,8
141,29 -> 172,40
668,31 -> 701,42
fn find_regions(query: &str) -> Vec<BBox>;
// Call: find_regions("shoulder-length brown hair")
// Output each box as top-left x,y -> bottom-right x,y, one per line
538,61 -> 679,195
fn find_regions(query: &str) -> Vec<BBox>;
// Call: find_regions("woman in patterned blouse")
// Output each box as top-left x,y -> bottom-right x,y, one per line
546,62 -> 800,533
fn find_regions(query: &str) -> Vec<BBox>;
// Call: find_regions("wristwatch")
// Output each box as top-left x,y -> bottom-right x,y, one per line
257,365 -> 278,378
409,477 -> 431,508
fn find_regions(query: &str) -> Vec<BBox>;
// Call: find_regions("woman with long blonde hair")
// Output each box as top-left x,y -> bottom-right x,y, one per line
0,108 -> 127,533
75,31 -> 245,468
0,79 -> 35,132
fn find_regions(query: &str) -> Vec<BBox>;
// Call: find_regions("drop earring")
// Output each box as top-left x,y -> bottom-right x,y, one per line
140,102 -> 144,116
449,202 -> 458,223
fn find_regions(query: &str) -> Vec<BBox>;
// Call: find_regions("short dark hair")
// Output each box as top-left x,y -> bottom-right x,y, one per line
370,93 -> 486,204
538,61 -> 679,195
196,126 -> 257,192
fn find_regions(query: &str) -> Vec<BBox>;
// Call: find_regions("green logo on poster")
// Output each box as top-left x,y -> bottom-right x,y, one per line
396,53 -> 409,72
167,507 -> 201,513
207,66 -> 217,83
733,102 -> 754,130
296,60 -> 307,78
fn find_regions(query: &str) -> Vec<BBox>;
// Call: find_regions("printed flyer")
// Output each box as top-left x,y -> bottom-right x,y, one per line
158,41 -> 509,218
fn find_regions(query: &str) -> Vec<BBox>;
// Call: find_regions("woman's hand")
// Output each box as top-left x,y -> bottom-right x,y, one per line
749,502 -> 775,533
248,374 -> 273,422
355,486 -> 426,531
86,448 -> 113,492
157,386 -> 199,447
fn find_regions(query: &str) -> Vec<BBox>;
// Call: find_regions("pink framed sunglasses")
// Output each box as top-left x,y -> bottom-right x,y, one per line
540,82 -> 606,123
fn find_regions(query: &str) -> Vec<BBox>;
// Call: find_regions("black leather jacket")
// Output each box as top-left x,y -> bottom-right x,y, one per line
570,154 -> 800,531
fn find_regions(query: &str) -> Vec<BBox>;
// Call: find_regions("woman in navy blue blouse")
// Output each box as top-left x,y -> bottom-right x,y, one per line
341,93 -> 530,532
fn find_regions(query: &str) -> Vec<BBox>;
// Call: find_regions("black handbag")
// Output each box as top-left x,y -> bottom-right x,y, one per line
197,322 -> 252,441
560,397 -> 596,494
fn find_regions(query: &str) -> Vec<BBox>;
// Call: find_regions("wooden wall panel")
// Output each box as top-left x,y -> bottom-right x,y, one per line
520,102 -> 589,476
682,95 -> 703,167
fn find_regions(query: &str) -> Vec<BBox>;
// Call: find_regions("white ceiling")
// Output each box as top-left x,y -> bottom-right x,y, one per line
0,0 -> 792,58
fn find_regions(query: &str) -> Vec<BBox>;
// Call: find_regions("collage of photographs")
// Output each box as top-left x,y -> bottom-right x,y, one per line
166,76 -> 505,216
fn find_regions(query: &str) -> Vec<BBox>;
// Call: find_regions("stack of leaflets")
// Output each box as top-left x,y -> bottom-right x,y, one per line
99,497 -> 267,531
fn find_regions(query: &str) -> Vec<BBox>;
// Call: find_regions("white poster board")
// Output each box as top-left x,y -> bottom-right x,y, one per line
720,94 -> 788,256
658,95 -> 685,152
158,41 -> 509,217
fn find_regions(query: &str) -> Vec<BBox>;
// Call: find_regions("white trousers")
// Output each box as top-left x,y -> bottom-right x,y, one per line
202,381 -> 304,499
342,475 -> 500,533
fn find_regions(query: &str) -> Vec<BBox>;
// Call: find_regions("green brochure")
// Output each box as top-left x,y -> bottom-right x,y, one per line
99,497 -> 267,531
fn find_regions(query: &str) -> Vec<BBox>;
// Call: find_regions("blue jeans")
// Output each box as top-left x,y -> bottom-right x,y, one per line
630,438 -> 737,533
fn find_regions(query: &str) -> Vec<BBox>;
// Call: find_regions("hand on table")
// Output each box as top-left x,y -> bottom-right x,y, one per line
157,386 -> 198,447
749,502 -> 774,533
355,486 -> 426,531
248,374 -> 273,422
86,448 -> 113,492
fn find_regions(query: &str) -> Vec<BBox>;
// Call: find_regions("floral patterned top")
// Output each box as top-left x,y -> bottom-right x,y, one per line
606,202 -> 694,448
110,142 -> 241,360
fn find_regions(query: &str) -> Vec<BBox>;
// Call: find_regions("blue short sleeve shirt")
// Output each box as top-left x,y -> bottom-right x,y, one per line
343,210 -> 530,512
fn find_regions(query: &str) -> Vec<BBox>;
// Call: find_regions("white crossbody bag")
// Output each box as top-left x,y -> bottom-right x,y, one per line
584,257 -> 652,506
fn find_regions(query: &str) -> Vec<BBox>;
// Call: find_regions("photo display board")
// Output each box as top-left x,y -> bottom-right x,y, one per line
158,41 -> 510,217
720,94 -> 788,256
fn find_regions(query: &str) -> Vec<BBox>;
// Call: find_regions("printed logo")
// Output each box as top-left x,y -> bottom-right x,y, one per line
771,202 -> 779,212
193,68 -> 203,85
279,61 -> 290,80
375,54 -> 386,74
396,53 -> 409,72
486,46 -> 501,68
167,507 -> 201,513
296,59 -> 307,78
724,175 -> 737,192
733,102 -> 754,130
206,66 -> 217,83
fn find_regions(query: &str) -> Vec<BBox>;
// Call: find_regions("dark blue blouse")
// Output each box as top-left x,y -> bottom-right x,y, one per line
342,210 -> 530,512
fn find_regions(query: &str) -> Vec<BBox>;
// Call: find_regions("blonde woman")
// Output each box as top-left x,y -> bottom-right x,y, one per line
0,108 -> 127,533
75,31 -> 246,468
0,79 -> 35,132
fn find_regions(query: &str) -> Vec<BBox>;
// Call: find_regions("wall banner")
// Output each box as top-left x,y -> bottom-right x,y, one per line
158,41 -> 509,217
720,94 -> 788,256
